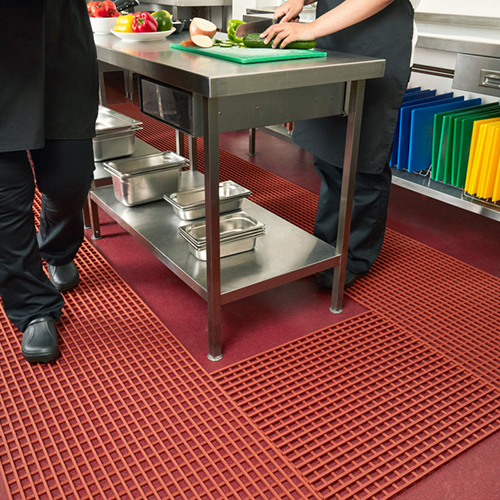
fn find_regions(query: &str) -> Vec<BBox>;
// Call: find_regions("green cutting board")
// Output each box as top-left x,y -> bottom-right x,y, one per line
432,102 -> 498,184
171,43 -> 327,64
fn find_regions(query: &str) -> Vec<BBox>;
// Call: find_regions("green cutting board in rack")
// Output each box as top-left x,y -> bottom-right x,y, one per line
171,43 -> 327,64
433,101 -> 491,184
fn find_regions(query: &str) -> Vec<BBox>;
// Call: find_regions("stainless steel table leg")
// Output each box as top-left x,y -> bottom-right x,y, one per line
176,129 -> 186,158
331,79 -> 366,314
188,135 -> 198,171
83,196 -> 91,229
87,181 -> 102,240
88,197 -> 102,240
203,96 -> 223,361
248,128 -> 256,156
99,71 -> 107,106
124,70 -> 134,100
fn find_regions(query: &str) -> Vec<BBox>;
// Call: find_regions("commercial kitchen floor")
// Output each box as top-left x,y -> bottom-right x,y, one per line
78,72 -> 500,499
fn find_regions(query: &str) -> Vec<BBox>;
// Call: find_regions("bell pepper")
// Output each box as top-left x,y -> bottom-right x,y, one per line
132,12 -> 158,33
227,19 -> 245,44
151,10 -> 173,31
91,1 -> 109,17
114,14 -> 135,32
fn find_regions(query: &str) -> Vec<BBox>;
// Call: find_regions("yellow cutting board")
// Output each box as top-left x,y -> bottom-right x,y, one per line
465,117 -> 500,194
478,123 -> 500,199
493,147 -> 500,202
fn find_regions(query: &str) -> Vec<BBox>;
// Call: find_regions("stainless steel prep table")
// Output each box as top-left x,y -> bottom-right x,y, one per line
92,32 -> 385,360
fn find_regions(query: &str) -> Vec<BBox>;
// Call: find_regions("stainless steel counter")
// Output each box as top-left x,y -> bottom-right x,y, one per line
92,32 -> 385,360
415,13 -> 500,58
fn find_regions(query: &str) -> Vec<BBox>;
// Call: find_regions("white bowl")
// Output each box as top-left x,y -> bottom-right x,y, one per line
110,28 -> 175,42
90,16 -> 118,35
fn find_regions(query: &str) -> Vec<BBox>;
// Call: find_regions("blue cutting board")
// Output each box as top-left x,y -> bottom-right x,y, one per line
407,98 -> 481,173
390,89 -> 437,166
396,93 -> 455,170
171,43 -> 327,64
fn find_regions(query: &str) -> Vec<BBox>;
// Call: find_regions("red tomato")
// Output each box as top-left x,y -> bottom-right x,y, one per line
103,1 -> 118,17
91,2 -> 109,17
87,1 -> 97,15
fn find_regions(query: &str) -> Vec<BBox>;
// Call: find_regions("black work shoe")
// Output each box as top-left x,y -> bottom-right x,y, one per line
21,317 -> 60,363
316,268 -> 367,290
48,262 -> 79,292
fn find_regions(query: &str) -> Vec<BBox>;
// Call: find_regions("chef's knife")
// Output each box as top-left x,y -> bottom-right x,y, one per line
235,16 -> 286,38
114,0 -> 140,12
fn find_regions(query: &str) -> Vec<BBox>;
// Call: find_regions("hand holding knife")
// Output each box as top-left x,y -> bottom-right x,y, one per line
234,15 -> 298,38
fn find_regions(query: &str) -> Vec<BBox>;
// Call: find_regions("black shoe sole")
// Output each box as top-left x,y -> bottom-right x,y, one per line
22,350 -> 60,363
52,278 -> 79,293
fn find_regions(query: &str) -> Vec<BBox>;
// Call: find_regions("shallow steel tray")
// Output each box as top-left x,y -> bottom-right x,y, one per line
163,181 -> 252,220
178,211 -> 265,260
95,106 -> 142,135
179,212 -> 265,244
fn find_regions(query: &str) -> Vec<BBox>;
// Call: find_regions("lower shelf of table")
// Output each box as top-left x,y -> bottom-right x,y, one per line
90,185 -> 340,305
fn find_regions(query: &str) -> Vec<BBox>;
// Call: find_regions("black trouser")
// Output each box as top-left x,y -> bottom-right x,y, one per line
313,156 -> 392,275
0,139 -> 95,331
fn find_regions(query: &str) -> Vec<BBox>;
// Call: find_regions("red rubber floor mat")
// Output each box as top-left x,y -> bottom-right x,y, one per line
346,230 -> 500,389
111,103 -> 500,389
213,311 -> 500,500
92,103 -> 500,499
0,196 -> 322,499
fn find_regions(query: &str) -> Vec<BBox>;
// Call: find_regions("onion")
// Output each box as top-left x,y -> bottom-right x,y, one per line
191,34 -> 214,48
189,17 -> 217,39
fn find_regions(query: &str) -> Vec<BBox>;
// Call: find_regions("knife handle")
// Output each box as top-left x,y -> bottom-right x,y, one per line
272,15 -> 299,24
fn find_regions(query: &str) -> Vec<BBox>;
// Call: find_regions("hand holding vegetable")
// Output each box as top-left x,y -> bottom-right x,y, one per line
261,21 -> 316,49
243,33 -> 316,49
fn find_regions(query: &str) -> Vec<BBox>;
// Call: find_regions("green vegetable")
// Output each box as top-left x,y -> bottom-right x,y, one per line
152,10 -> 173,31
213,38 -> 243,47
227,19 -> 246,44
242,33 -> 317,50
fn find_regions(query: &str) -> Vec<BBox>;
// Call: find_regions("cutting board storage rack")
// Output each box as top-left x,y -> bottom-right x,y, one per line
390,86 -> 500,207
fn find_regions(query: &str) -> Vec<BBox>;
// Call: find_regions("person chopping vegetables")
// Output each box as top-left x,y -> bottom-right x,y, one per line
262,0 -> 420,289
0,0 -> 99,363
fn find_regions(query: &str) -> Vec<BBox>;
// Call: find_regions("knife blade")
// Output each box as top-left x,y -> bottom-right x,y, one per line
234,16 -> 285,38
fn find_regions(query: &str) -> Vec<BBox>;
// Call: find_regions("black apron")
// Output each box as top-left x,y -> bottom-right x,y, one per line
293,0 -> 414,174
0,0 -> 99,153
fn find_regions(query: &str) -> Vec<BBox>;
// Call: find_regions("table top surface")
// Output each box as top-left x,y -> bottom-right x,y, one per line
94,31 -> 385,98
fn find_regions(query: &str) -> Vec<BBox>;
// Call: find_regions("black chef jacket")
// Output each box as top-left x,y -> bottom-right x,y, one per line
0,0 -> 99,153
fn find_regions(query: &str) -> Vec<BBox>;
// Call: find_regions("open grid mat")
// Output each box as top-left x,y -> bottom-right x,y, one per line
0,102 -> 498,499
0,195 -> 321,500
112,102 -> 500,388
213,311 -> 500,500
